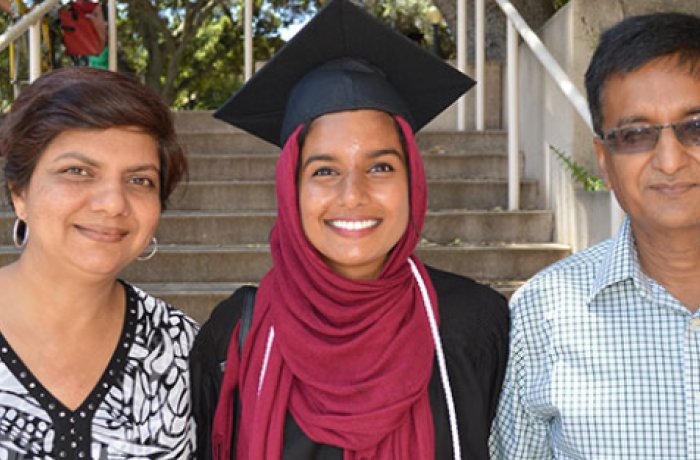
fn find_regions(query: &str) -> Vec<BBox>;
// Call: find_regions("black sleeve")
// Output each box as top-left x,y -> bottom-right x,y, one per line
426,266 -> 510,459
190,288 -> 252,460
480,290 -> 509,423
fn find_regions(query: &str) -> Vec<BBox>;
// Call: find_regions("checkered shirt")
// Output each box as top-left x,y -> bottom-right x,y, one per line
489,218 -> 700,459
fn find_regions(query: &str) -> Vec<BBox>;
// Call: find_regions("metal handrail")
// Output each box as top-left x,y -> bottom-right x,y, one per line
492,0 -> 593,131
483,0 -> 623,237
0,0 -> 61,53
2,0 -> 118,93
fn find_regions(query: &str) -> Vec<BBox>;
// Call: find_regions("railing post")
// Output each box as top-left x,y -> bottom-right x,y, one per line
544,141 -> 551,210
0,0 -> 61,53
493,0 -> 591,130
244,0 -> 253,81
506,20 -> 520,210
108,0 -> 117,71
475,0 -> 485,131
28,20 -> 41,82
456,0 -> 467,131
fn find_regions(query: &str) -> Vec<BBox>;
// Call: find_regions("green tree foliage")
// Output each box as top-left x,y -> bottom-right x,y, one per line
553,0 -> 570,11
1,1 -> 318,110
120,0 -> 318,108
359,0 -> 455,58
1,0 -> 462,110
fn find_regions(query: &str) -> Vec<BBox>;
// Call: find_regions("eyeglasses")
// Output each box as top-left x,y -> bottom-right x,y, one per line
600,118 -> 700,154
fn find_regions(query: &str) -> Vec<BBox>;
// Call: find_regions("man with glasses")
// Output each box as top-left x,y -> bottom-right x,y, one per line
490,12 -> 700,459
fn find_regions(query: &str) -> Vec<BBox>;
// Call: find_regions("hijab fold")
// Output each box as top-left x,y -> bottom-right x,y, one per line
212,116 -> 439,459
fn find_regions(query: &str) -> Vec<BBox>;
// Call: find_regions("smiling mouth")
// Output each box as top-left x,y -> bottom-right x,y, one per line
326,219 -> 381,231
650,183 -> 697,195
76,225 -> 129,242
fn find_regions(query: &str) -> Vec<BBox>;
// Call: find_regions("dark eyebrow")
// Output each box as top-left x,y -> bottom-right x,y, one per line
51,152 -> 160,174
617,107 -> 700,127
301,154 -> 335,171
51,152 -> 100,167
301,148 -> 404,171
368,148 -> 404,161
616,116 -> 648,127
127,164 -> 160,174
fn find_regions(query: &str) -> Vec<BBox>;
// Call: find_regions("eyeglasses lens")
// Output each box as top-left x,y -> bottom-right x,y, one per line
606,119 -> 700,154
675,119 -> 700,147
608,126 -> 658,154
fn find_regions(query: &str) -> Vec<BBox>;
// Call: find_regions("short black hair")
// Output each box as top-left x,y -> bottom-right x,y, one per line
585,12 -> 700,136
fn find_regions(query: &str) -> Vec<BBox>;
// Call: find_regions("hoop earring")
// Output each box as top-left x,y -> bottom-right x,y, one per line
137,237 -> 158,261
12,218 -> 28,249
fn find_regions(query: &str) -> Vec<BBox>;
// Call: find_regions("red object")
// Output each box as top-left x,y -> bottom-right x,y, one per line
59,1 -> 104,57
212,117 -> 440,459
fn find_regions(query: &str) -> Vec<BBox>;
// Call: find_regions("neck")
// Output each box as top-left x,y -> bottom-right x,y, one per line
633,222 -> 700,312
2,253 -> 123,333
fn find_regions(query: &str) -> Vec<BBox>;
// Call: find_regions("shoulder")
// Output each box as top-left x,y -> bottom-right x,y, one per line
124,282 -> 200,354
426,266 -> 508,345
509,238 -> 612,319
192,285 -> 257,364
198,286 -> 256,342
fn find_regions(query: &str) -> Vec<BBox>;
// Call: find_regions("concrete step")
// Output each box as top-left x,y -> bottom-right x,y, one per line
165,179 -> 539,211
155,210 -> 553,245
178,130 -> 508,156
174,110 -> 242,134
187,153 -> 510,181
138,282 -> 248,323
140,279 -> 524,324
0,243 -> 569,284
0,210 -> 553,246
174,110 -> 505,141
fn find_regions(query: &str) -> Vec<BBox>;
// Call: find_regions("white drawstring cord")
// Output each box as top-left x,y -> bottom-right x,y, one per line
408,258 -> 462,460
257,326 -> 276,396
256,261 -> 461,459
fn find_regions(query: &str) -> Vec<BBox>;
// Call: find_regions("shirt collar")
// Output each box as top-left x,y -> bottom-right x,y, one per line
589,217 -> 652,304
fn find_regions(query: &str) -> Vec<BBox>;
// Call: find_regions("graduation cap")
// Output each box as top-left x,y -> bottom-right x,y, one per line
214,0 -> 475,147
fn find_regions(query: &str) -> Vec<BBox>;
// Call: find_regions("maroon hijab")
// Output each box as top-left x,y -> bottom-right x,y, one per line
212,115 -> 439,459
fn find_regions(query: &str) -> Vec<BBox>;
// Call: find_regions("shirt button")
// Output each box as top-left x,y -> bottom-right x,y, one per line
690,318 -> 700,331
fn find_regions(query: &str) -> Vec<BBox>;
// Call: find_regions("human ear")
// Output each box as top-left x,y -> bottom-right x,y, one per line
9,184 -> 27,220
593,138 -> 613,190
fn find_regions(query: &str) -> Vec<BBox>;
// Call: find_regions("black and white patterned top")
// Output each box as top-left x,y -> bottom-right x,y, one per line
0,282 -> 199,459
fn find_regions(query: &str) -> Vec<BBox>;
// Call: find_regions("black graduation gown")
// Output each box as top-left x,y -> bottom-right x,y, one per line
189,266 -> 509,460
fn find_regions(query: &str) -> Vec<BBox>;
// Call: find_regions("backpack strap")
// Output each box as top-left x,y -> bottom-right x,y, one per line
237,286 -> 256,355
227,286 -> 256,451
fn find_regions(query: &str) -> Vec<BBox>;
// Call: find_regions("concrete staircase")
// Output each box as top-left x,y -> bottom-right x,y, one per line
0,111 -> 570,323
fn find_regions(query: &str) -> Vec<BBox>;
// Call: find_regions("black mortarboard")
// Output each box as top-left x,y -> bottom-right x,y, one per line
214,0 -> 475,147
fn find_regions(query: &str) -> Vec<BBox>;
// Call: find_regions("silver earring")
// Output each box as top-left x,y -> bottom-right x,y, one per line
12,218 -> 28,248
137,237 -> 158,261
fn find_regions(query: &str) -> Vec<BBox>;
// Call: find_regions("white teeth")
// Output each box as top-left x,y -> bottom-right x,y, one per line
329,219 -> 379,231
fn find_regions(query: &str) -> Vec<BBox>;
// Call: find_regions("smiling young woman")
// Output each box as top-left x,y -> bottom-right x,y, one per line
0,68 -> 197,459
298,110 -> 410,280
190,1 -> 510,459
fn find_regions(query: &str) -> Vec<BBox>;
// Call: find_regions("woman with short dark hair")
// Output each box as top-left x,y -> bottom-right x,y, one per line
0,67 -> 197,458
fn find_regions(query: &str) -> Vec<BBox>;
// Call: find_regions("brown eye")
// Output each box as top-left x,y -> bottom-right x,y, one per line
311,167 -> 336,177
64,166 -> 90,176
676,119 -> 700,146
129,176 -> 156,188
369,163 -> 394,173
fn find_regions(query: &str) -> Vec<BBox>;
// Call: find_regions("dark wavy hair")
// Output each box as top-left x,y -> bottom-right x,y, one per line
0,67 -> 187,209
585,12 -> 700,137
